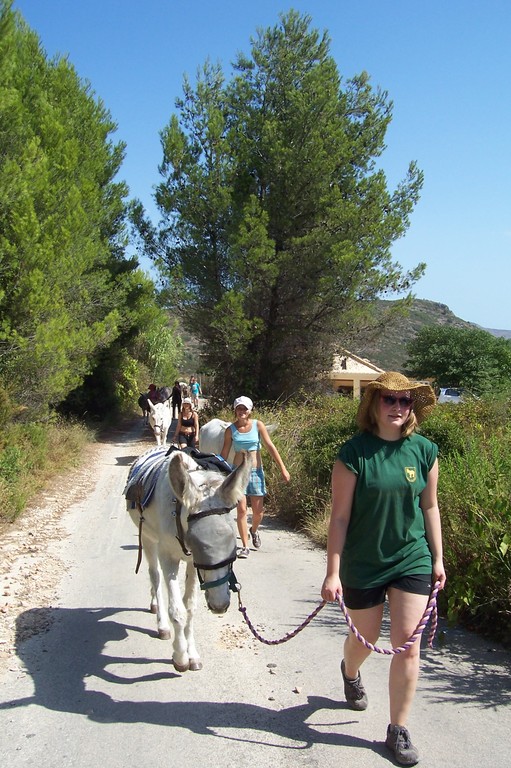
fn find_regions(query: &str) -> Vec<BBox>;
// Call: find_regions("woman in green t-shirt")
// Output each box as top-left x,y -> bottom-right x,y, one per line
321,371 -> 446,767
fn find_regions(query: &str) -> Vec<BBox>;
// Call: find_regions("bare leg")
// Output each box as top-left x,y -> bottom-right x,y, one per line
249,495 -> 264,533
387,588 -> 428,725
343,603 -> 383,678
236,496 -> 249,548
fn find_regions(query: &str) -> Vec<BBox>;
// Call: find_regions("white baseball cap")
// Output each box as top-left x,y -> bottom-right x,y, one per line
233,396 -> 253,412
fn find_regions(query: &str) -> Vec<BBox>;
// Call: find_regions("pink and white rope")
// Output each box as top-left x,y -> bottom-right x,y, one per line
337,581 -> 440,655
237,581 -> 440,651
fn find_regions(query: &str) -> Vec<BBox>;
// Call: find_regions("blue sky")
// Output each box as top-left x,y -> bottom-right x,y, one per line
12,0 -> 511,330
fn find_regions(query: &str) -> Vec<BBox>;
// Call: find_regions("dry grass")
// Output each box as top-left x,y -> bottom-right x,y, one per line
0,419 -> 93,525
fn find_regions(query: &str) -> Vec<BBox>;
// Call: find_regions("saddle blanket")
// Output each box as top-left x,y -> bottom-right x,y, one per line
124,446 -> 234,509
165,445 -> 234,475
124,447 -> 168,508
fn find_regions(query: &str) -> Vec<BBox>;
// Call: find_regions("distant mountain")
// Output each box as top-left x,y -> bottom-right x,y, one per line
350,299 -> 508,372
484,328 -> 511,339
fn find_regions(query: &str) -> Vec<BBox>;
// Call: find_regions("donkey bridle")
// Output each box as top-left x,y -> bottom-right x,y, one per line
136,499 -> 239,592
185,506 -> 239,592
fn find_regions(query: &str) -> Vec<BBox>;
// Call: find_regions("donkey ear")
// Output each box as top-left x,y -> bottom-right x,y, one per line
218,452 -> 251,508
168,452 -> 187,501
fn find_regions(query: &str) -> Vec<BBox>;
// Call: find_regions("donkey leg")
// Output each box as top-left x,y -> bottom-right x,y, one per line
143,539 -> 171,639
160,554 -> 191,671
182,560 -> 202,670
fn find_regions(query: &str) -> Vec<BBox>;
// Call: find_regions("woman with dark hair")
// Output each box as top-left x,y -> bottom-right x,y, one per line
321,372 -> 446,766
147,383 -> 160,404
172,398 -> 199,448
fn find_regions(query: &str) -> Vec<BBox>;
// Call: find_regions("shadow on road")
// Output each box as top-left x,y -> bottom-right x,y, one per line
1,605 -> 390,757
2,602 -> 510,757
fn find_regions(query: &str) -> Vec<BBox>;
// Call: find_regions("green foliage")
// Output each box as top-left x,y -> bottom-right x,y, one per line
0,417 -> 91,523
295,401 -> 359,487
0,382 -> 16,424
0,3 -> 173,421
420,406 -> 468,456
258,396 -> 358,529
406,325 -> 511,395
139,10 -> 425,401
438,433 -> 511,645
141,317 -> 183,386
0,444 -> 23,483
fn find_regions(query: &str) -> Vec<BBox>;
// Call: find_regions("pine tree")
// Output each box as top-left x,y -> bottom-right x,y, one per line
140,11 -> 425,400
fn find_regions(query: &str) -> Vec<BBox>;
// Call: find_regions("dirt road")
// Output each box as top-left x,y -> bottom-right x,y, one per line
1,419 -> 510,767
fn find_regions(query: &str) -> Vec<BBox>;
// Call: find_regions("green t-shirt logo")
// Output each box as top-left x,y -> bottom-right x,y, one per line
405,466 -> 416,482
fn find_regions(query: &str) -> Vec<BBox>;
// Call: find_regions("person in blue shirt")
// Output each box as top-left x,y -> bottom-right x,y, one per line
221,396 -> 290,558
189,376 -> 202,408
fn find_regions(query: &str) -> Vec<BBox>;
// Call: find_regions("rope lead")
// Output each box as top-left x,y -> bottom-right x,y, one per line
238,581 -> 440,652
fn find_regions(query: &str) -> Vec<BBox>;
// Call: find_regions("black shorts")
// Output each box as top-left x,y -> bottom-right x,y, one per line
178,432 -> 196,448
342,574 -> 432,610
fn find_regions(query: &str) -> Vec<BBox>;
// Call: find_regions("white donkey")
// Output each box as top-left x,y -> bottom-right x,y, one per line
126,448 -> 250,671
147,400 -> 172,446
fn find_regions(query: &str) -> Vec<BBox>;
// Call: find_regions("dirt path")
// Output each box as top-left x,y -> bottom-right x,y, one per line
0,439 -> 109,672
1,419 -> 510,768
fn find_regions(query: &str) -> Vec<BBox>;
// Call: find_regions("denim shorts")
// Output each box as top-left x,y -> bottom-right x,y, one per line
246,466 -> 266,497
342,574 -> 432,610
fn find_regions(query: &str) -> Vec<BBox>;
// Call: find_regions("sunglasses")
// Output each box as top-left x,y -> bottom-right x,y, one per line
380,394 -> 413,408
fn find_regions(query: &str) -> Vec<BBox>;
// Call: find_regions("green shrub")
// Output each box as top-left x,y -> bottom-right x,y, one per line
0,419 -> 91,524
0,445 -> 23,483
438,433 -> 511,645
262,396 -> 357,529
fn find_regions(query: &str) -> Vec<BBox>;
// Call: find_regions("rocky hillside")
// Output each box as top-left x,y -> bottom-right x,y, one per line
350,299 -> 485,371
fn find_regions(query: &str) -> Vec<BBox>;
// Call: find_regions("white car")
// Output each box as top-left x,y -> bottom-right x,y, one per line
438,387 -> 463,404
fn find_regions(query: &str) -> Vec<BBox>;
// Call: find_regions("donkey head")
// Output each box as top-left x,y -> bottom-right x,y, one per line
168,452 -> 251,613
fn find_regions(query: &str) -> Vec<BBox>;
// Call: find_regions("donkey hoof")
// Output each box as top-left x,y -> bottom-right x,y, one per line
158,628 -> 171,640
150,603 -> 158,614
172,659 -> 190,673
189,659 -> 203,671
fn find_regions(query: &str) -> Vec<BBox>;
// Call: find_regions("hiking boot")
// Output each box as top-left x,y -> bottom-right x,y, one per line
237,547 -> 250,559
385,724 -> 419,766
249,527 -> 261,549
340,659 -> 368,710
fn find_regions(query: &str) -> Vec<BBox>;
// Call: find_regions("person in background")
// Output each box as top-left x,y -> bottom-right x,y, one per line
147,383 -> 160,404
171,380 -> 182,420
172,398 -> 199,448
190,376 -> 202,409
220,396 -> 290,558
321,371 -> 446,766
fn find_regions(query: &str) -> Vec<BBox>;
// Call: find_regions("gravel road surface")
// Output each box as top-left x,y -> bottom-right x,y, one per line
1,418 -> 510,767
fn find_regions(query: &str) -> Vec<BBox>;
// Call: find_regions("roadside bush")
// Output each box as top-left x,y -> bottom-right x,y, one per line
263,396 -> 357,541
438,431 -> 511,645
0,419 -> 91,525
420,406 -> 467,456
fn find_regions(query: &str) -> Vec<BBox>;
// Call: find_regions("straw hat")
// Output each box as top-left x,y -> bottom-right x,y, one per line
357,371 -> 436,429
